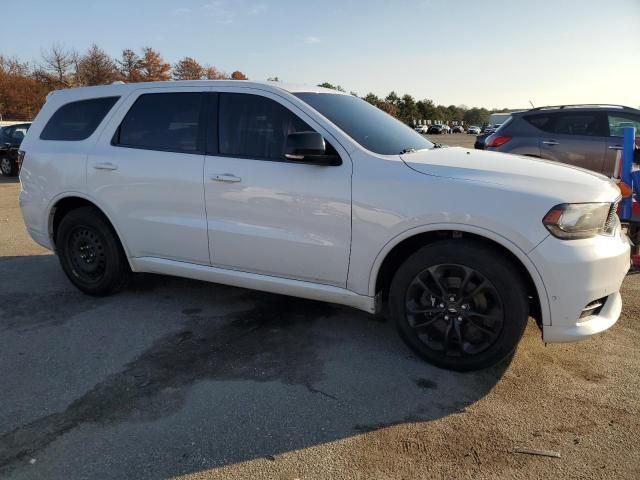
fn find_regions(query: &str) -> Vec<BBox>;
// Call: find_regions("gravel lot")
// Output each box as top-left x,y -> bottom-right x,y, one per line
0,170 -> 638,479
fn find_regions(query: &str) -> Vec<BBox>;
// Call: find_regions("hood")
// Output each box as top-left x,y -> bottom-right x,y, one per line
401,147 -> 621,204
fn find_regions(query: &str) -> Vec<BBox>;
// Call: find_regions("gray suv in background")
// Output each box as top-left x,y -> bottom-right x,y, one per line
483,105 -> 640,175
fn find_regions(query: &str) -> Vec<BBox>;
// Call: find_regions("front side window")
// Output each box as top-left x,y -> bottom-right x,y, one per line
294,93 -> 433,155
608,113 -> 640,137
218,93 -> 312,159
40,97 -> 119,141
115,93 -> 204,153
551,113 -> 606,136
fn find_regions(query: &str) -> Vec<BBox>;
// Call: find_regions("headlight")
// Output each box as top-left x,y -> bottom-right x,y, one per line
542,203 -> 612,239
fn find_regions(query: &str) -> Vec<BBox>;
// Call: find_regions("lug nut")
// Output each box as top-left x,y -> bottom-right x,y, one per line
462,304 -> 468,310
449,296 -> 455,302
457,316 -> 463,322
439,303 -> 444,308
444,315 -> 449,321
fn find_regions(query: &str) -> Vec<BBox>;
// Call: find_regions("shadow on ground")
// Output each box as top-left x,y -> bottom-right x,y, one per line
0,255 -> 509,479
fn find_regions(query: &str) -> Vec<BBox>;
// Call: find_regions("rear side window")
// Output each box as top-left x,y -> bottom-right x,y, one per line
218,93 -> 313,159
115,93 -> 205,153
524,114 -> 553,132
552,113 -> 606,136
40,97 -> 119,141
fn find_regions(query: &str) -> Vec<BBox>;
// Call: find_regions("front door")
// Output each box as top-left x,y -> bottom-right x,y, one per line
203,90 -> 352,287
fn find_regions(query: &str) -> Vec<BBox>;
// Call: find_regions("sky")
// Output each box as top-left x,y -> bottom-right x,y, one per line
2,0 -> 639,109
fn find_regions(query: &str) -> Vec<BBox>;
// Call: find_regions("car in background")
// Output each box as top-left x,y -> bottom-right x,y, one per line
414,125 -> 429,134
484,104 -> 640,176
451,125 -> 465,133
0,122 -> 31,176
427,124 -> 446,134
466,125 -> 481,134
474,131 -> 492,150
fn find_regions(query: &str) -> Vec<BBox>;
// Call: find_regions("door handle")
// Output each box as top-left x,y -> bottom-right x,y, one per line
542,140 -> 559,146
608,145 -> 623,151
211,173 -> 241,183
92,162 -> 118,171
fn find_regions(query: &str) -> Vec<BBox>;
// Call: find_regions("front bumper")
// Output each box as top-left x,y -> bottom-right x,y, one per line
528,230 -> 630,343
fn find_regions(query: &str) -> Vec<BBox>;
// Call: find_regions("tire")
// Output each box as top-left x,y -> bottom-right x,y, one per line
389,239 -> 529,371
56,206 -> 131,296
0,155 -> 17,176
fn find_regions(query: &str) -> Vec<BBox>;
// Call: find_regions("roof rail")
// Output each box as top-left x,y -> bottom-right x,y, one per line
529,104 -> 636,111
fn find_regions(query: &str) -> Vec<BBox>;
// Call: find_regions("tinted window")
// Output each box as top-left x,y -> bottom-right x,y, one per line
552,113 -> 605,136
40,97 -> 119,141
11,125 -> 29,140
294,93 -> 433,155
608,113 -> 640,137
116,93 -> 204,153
524,114 -> 553,132
219,93 -> 312,159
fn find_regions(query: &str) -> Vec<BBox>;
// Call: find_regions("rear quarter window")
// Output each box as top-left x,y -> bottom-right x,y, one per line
40,96 -> 120,141
523,114 -> 553,132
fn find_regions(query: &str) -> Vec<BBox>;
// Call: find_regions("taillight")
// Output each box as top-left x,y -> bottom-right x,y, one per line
487,135 -> 512,148
17,150 -> 25,171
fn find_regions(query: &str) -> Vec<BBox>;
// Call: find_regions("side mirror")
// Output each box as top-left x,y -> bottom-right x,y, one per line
285,132 -> 341,166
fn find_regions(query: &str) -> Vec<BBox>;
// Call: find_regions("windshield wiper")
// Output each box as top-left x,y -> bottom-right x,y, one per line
399,148 -> 417,154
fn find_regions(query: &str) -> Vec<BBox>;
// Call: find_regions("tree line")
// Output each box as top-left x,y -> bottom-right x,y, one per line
0,44 -> 248,120
1,44 -> 497,125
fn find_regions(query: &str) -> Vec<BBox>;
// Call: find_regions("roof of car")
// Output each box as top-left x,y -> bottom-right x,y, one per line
47,80 -> 348,101
526,104 -> 639,113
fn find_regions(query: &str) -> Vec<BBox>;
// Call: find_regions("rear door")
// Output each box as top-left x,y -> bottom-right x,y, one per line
88,88 -> 210,265
603,111 -> 640,176
538,111 -> 608,173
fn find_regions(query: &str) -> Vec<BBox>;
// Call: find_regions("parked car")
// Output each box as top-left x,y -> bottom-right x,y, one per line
466,125 -> 481,134
414,125 -> 429,134
0,122 -> 31,176
474,132 -> 492,150
484,104 -> 640,175
441,124 -> 451,134
427,124 -> 444,134
19,82 -> 629,371
451,125 -> 465,133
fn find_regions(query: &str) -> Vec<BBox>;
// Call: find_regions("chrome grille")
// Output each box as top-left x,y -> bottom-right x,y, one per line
603,200 -> 620,235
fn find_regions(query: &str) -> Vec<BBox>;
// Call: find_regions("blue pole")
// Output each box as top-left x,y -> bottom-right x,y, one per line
620,127 -> 636,220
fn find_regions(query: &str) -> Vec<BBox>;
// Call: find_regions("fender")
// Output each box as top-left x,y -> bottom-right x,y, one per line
45,190 -> 136,270
367,222 -> 552,326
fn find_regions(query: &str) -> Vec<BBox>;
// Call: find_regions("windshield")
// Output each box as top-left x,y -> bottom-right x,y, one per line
294,93 -> 433,155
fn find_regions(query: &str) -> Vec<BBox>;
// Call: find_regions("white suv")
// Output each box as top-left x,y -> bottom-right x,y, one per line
19,81 -> 630,371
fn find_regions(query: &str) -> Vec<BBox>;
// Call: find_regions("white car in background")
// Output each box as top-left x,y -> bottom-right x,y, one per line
466,125 -> 481,134
19,81 -> 630,371
414,125 -> 429,134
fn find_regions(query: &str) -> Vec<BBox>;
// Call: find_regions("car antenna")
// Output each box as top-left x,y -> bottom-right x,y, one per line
529,99 -> 535,108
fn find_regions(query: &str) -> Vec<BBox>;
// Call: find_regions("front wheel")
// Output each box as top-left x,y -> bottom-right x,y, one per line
389,240 -> 529,371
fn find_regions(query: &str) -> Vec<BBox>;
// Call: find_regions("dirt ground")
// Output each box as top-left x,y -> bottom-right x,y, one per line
0,173 -> 638,480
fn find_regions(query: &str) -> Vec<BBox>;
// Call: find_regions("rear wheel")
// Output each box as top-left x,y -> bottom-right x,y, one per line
56,207 -> 131,296
0,156 -> 16,176
389,240 -> 529,371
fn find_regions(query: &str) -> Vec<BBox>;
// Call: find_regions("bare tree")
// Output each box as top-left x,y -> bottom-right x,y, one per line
40,45 -> 77,86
